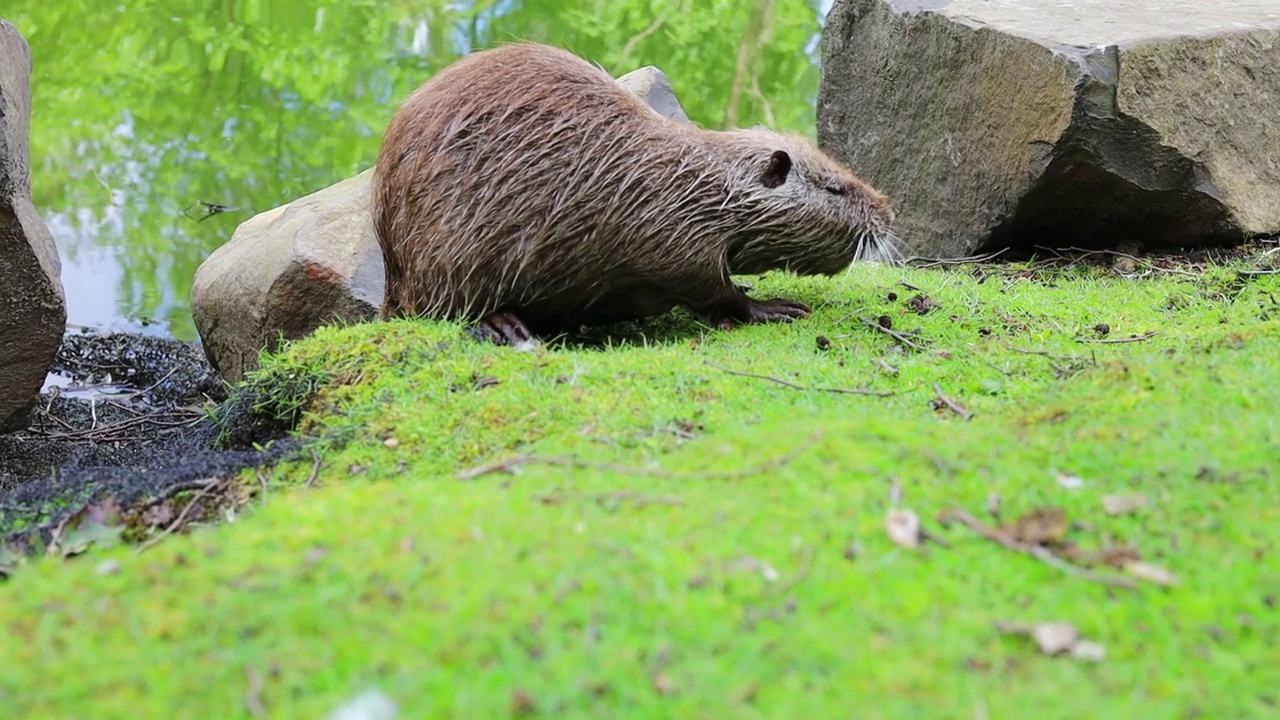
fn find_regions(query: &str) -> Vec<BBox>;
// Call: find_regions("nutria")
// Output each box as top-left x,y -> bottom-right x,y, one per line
372,42 -> 897,344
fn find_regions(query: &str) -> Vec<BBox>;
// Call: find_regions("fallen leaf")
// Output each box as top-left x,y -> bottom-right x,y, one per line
86,498 -> 123,526
996,620 -> 1104,662
1070,640 -> 1107,662
1055,472 -> 1086,490
908,294 -> 940,315
725,556 -> 779,582
142,502 -> 175,527
327,689 -> 398,720
1101,493 -> 1150,516
0,544 -> 20,577
652,672 -> 677,695
1030,621 -> 1079,655
1123,560 -> 1179,587
510,688 -> 537,717
1002,507 -> 1068,546
885,508 -> 921,549
1061,544 -> 1143,569
58,518 -> 124,557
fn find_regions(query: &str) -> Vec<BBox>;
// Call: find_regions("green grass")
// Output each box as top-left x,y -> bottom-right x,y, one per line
2,256 -> 1279,718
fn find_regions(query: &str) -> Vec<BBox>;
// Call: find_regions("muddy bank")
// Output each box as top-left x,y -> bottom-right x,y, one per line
0,331 -> 302,548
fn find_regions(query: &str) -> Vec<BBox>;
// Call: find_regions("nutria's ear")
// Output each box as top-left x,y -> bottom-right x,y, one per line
761,150 -> 792,189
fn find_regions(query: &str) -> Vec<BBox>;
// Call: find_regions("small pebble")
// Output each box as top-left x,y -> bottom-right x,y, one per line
383,438 -> 400,449
96,559 -> 121,576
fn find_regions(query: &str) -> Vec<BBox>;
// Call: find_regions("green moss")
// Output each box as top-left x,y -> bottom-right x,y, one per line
2,258 -> 1278,718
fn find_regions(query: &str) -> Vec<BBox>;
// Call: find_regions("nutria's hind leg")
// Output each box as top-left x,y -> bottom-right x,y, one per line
472,310 -> 537,346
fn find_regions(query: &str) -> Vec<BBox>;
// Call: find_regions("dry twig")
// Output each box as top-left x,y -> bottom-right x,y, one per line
1074,331 -> 1159,345
304,449 -> 323,488
534,490 -> 684,507
136,478 -> 228,554
931,383 -> 974,421
706,362 -> 893,397
244,667 -> 267,718
860,317 -> 929,352
905,248 -> 1010,267
939,508 -> 1137,590
459,431 -> 823,481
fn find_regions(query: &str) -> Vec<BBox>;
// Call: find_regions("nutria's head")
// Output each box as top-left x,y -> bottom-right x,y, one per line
717,129 -> 898,276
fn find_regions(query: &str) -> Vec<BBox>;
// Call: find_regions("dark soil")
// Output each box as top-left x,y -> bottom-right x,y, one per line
0,331 -> 302,547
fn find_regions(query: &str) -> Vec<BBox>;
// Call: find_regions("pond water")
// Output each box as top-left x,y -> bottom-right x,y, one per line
12,0 -> 830,342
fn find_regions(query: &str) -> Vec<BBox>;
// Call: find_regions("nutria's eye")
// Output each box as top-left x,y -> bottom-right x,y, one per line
826,184 -> 846,196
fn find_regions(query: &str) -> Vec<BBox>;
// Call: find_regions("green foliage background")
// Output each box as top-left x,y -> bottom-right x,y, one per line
10,0 -> 825,339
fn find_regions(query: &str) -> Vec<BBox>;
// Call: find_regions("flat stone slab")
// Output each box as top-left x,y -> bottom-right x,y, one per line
819,0 -> 1280,258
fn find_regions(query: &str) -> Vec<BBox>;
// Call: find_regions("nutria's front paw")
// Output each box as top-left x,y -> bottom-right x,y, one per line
746,297 -> 811,323
473,311 -> 537,346
711,298 -> 811,329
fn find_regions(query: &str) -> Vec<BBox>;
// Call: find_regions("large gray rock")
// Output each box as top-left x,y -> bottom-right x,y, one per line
192,63 -> 694,383
616,66 -> 691,124
818,0 -> 1280,258
190,169 -> 383,384
0,19 -> 67,432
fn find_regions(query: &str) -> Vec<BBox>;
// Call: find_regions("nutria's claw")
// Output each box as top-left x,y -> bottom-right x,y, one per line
745,297 -> 811,324
475,311 -> 536,346
710,297 -> 811,329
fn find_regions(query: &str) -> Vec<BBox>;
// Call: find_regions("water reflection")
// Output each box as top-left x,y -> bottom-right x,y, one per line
12,0 -> 823,341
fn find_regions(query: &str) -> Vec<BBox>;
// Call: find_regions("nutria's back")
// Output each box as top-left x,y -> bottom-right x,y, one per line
372,42 -> 896,342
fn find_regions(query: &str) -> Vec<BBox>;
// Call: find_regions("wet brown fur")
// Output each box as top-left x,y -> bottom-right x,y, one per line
372,42 -> 896,337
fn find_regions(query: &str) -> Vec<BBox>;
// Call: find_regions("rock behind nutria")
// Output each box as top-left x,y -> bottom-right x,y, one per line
372,42 -> 897,344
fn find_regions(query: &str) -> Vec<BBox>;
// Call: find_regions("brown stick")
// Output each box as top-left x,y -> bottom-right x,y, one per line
931,383 -> 974,421
905,248 -> 1010,267
304,449 -> 323,488
939,508 -> 1137,590
458,430 -> 823,482
136,478 -> 228,554
860,318 -> 929,352
534,490 -> 685,507
706,362 -> 893,397
1074,331 -> 1159,344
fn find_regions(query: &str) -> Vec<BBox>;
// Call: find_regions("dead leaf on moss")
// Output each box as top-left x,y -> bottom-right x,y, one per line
1061,544 -> 1143,569
51,502 -> 126,558
726,556 -> 779,583
1030,621 -> 1079,654
1102,493 -> 1150,516
996,620 -> 1105,662
1123,560 -> 1180,587
908,294 -> 940,315
1055,472 -> 1086,490
1002,507 -> 1068,546
0,544 -> 20,577
1070,640 -> 1107,662
886,508 -> 921,549
326,689 -> 398,720
510,688 -> 537,717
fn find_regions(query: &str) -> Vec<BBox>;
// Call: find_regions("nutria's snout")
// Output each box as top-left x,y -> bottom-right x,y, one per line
849,195 -> 901,266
